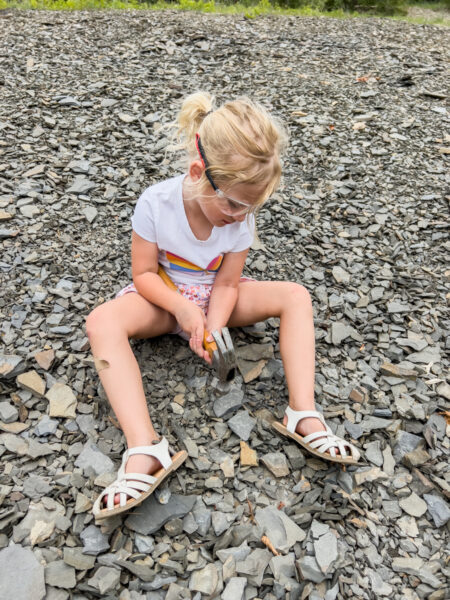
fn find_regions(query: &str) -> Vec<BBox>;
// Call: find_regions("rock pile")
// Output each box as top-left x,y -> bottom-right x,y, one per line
0,8 -> 449,600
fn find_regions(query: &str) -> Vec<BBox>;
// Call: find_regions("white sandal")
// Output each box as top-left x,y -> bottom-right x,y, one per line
273,408 -> 361,465
92,437 -> 187,520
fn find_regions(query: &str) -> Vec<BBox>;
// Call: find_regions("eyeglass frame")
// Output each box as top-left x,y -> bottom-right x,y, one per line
194,133 -> 254,217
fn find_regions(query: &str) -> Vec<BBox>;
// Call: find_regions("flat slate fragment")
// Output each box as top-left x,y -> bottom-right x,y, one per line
255,506 -> 306,553
423,494 -> 450,527
125,494 -> 197,534
227,410 -> 256,441
0,354 -> 26,379
0,545 -> 46,600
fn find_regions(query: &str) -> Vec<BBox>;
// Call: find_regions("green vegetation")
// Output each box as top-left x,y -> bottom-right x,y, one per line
0,0 -> 448,26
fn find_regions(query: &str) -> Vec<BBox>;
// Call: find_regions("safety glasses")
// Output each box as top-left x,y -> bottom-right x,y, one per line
195,133 -> 254,217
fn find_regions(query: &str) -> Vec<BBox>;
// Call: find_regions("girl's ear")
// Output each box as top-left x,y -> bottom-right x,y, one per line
188,160 -> 205,182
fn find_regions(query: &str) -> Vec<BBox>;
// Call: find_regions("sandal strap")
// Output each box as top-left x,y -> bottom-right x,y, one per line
307,433 -> 360,460
122,437 -> 172,471
99,483 -> 142,511
308,435 -> 348,458
121,472 -> 158,485
285,407 -> 327,434
100,474 -> 157,510
285,407 -> 360,461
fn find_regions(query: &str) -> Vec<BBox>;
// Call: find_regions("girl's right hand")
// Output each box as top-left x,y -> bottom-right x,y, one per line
174,300 -> 210,362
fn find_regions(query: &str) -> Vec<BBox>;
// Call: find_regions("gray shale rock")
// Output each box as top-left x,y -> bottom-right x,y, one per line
88,566 -> 121,594
221,576 -> 247,600
125,495 -> 197,534
45,560 -> 77,589
227,410 -> 256,441
255,506 -> 306,553
213,389 -> 244,418
0,354 -> 26,379
189,563 -> 219,595
423,494 -> 450,527
75,441 -> 115,475
80,525 -> 110,556
0,545 -> 46,600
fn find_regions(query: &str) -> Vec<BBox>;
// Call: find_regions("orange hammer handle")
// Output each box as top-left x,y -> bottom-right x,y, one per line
157,265 -> 178,292
203,331 -> 217,359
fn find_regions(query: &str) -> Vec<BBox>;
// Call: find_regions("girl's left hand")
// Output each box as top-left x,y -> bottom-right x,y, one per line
189,333 -> 212,364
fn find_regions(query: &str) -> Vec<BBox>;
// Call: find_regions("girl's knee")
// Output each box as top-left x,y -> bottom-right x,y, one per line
286,282 -> 313,310
85,302 -> 120,340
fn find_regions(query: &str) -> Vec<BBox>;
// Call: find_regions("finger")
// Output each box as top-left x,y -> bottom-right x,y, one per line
189,334 -> 200,352
189,330 -> 203,358
194,324 -> 204,348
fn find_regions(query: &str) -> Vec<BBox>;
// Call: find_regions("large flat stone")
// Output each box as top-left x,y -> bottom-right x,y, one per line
189,563 -> 219,595
125,494 -> 197,534
45,561 -> 76,589
399,493 -> 427,517
261,452 -> 290,477
221,576 -> 247,600
296,555 -> 327,583
46,383 -> 77,418
314,530 -> 338,574
235,548 -> 272,587
393,430 -> 423,460
255,506 -> 305,553
0,545 -> 45,600
14,499 -> 65,543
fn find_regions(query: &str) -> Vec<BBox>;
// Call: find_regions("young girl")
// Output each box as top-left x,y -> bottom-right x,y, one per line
87,92 -> 360,519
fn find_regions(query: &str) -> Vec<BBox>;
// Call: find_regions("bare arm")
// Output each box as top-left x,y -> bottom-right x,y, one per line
206,249 -> 249,333
131,231 -> 210,361
131,231 -> 186,315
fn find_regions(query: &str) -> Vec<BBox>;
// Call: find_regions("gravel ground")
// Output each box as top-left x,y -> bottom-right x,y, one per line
0,9 -> 449,600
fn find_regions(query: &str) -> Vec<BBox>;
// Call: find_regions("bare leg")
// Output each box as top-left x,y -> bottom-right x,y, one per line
86,292 -> 178,500
228,281 -> 326,438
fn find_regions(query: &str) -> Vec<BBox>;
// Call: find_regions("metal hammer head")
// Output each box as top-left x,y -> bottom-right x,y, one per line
204,327 -> 236,382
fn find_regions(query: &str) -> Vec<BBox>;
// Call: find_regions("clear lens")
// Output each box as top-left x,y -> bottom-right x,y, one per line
216,190 -> 252,216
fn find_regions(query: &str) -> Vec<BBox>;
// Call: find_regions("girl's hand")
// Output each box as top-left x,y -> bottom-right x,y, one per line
174,300 -> 211,363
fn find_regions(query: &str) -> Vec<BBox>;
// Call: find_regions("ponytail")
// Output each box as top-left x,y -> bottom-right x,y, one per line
176,92 -> 214,156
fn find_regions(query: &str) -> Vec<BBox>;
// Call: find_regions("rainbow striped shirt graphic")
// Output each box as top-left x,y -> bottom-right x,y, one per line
165,251 -> 223,274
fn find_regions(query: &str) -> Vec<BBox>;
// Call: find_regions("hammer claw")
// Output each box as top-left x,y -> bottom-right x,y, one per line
211,327 -> 236,382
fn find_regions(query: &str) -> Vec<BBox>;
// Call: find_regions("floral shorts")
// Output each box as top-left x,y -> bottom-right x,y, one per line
116,278 -> 254,340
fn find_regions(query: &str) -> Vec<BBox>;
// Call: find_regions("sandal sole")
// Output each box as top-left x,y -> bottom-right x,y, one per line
93,450 -> 188,520
272,422 -> 359,465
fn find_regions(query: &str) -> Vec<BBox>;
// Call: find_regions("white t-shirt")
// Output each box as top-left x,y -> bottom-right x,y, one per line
131,174 -> 255,285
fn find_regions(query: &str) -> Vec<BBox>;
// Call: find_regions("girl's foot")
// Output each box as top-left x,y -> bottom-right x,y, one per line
93,438 -> 188,519
276,407 -> 360,463
282,411 -> 343,458
104,445 -> 163,507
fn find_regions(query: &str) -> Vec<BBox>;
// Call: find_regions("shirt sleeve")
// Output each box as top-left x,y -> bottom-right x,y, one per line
229,214 -> 255,252
131,189 -> 158,243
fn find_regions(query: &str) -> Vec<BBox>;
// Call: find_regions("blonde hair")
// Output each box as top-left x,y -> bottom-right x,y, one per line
174,92 -> 287,210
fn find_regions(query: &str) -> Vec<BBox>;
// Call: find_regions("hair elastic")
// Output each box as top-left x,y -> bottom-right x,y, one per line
204,110 -> 213,117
